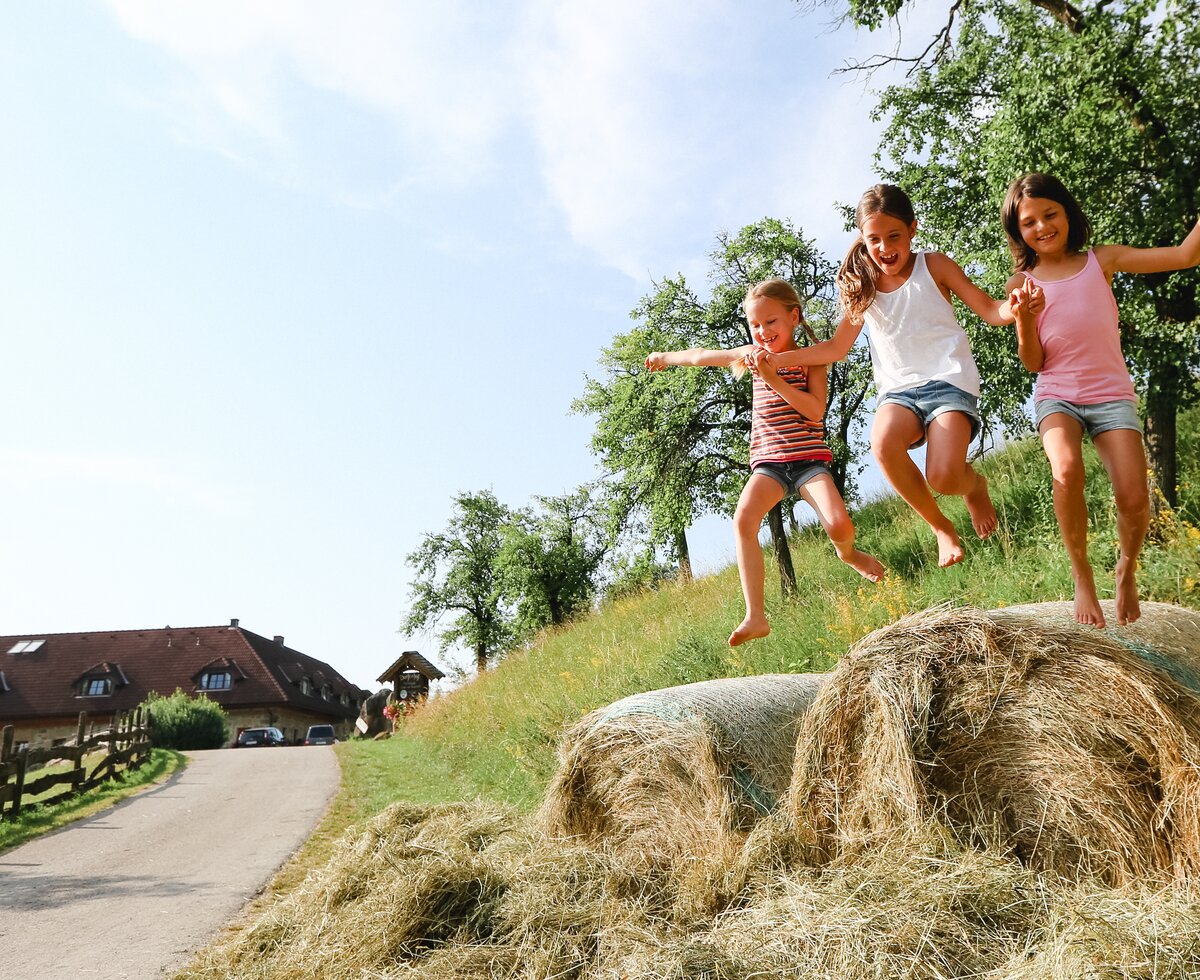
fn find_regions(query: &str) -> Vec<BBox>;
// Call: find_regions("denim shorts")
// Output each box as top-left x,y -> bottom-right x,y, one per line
1035,398 -> 1141,438
877,379 -> 981,448
752,459 -> 831,495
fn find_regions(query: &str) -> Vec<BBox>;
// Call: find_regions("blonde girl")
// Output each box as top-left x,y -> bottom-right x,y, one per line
646,279 -> 883,647
755,184 -> 1035,567
1004,172 -> 1200,628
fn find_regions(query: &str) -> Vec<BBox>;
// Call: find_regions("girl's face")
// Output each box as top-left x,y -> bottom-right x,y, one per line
859,212 -> 917,277
744,296 -> 799,353
1016,196 -> 1071,258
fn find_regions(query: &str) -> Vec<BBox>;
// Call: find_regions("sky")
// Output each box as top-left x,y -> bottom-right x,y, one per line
0,1 -> 936,691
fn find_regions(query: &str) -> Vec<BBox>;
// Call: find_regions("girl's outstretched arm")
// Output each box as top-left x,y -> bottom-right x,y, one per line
757,317 -> 862,371
758,360 -> 828,421
1006,275 -> 1044,372
1096,218 -> 1200,277
926,252 -> 1016,325
645,346 -> 750,370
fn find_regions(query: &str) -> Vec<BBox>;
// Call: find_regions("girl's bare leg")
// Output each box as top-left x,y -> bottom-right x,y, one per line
871,405 -> 963,567
730,473 -> 787,646
1093,427 -> 1150,626
798,474 -> 884,581
925,412 -> 998,539
1040,414 -> 1105,627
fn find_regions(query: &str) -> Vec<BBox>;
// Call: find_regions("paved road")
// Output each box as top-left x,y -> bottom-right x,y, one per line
0,746 -> 340,979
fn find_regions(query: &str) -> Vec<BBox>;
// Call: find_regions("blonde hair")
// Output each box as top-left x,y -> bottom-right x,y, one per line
743,278 -> 818,344
837,184 -> 917,324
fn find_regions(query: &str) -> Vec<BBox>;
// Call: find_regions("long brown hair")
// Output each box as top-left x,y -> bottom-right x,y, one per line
1002,172 -> 1092,272
743,278 -> 818,344
837,184 -> 917,324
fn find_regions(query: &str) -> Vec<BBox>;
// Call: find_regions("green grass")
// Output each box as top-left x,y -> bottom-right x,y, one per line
0,748 -> 187,853
285,413 -> 1200,854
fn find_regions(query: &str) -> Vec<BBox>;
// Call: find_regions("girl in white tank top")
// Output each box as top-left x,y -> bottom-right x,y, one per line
752,184 -> 1033,569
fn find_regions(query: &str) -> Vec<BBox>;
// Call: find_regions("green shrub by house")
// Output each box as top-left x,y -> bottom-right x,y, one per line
142,689 -> 229,750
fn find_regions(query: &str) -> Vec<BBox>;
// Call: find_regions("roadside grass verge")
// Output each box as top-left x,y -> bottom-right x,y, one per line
0,748 -> 187,854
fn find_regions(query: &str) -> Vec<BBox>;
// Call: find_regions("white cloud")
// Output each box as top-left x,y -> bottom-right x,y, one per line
102,0 -> 941,281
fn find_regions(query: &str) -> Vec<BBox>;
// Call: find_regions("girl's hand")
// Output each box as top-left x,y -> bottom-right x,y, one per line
645,352 -> 669,371
747,347 -> 777,379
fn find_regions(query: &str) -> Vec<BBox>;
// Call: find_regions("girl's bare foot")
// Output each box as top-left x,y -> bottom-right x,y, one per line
935,527 -> 965,567
729,613 -> 771,647
1114,555 -> 1141,625
1072,566 -> 1106,628
965,474 -> 998,539
844,549 -> 884,582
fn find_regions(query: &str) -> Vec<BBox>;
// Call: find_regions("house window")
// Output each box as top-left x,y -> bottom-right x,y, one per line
340,692 -> 350,706
321,685 -> 333,701
299,678 -> 312,696
200,671 -> 232,691
83,678 -> 112,696
7,639 -> 45,655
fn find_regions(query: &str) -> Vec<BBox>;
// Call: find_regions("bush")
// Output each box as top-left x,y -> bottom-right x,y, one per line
142,689 -> 229,750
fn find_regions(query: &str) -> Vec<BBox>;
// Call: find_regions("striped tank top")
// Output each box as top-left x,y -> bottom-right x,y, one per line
749,365 -> 832,466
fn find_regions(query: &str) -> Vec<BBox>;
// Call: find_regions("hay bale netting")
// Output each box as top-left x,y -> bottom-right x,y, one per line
540,673 -> 829,862
787,602 -> 1200,884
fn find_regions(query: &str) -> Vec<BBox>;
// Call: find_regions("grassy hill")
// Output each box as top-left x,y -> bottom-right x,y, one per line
397,413 -> 1200,810
178,413 -> 1200,980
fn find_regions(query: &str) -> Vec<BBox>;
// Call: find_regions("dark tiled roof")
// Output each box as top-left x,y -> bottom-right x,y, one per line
0,625 -> 370,724
377,650 -> 445,684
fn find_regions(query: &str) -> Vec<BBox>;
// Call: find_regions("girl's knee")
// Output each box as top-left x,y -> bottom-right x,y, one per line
926,461 -> 965,495
824,512 -> 853,544
1049,456 -> 1085,491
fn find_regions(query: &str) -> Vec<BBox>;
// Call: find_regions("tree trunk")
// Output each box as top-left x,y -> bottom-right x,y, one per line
675,528 -> 693,584
767,503 -> 797,597
1144,360 -> 1179,510
475,644 -> 488,674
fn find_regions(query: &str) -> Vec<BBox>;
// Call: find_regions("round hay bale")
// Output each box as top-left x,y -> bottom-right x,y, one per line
540,673 -> 829,862
786,602 -> 1200,884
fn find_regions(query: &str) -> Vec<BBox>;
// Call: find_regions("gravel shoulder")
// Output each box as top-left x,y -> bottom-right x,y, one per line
0,745 -> 340,980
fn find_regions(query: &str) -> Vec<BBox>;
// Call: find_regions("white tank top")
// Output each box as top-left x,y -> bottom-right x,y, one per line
862,252 -> 980,397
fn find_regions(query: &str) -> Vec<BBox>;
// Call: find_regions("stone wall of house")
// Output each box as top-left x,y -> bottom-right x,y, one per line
1,717 -> 91,753
227,707 -> 355,746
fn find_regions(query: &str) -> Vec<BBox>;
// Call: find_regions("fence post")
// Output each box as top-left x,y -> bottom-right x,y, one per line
1,725 -> 12,764
11,744 -> 29,818
74,711 -> 87,789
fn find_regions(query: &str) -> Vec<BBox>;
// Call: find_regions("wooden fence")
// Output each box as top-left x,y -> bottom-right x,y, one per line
0,709 -> 153,820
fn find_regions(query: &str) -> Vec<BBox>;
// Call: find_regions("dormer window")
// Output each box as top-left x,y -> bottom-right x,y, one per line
321,684 -> 333,701
199,671 -> 232,691
299,678 -> 313,696
83,677 -> 113,697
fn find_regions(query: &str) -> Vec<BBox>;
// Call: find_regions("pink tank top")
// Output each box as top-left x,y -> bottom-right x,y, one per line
1025,250 -> 1135,405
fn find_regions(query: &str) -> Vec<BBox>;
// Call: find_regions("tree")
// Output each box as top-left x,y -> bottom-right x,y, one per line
814,0 -> 1200,504
574,218 -> 873,595
499,487 -> 609,636
403,490 -> 514,673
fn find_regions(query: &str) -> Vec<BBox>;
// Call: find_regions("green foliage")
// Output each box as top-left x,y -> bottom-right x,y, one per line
142,689 -> 229,750
573,218 -> 874,584
830,0 -> 1200,492
499,487 -> 608,635
403,490 -> 515,672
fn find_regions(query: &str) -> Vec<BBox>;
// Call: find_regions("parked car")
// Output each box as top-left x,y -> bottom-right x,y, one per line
234,726 -> 287,748
304,724 -> 338,746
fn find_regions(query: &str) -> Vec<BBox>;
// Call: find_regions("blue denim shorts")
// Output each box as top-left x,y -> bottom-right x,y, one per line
752,459 -> 831,495
877,379 -> 981,448
1035,398 -> 1141,438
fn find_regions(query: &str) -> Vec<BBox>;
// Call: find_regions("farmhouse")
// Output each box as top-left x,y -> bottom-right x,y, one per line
0,619 -> 370,750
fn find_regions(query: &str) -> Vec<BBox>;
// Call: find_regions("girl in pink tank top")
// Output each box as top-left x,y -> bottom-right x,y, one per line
1003,172 -> 1200,630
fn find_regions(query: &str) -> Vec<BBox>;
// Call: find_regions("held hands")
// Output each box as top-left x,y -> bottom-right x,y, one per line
743,346 -> 777,379
1008,279 -> 1045,324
